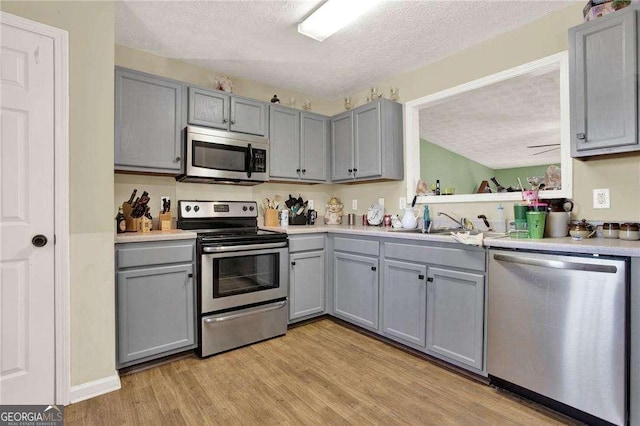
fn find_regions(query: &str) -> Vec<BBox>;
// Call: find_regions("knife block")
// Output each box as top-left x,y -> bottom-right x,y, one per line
158,212 -> 172,231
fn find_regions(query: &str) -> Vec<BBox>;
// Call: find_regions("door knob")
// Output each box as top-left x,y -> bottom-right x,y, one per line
32,234 -> 48,247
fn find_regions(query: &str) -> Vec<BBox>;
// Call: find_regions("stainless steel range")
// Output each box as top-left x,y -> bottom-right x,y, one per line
177,200 -> 288,357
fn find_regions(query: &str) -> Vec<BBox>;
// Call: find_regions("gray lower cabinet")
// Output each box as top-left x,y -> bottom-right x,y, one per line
115,67 -> 184,174
187,86 -> 268,136
116,240 -> 196,368
382,260 -> 427,347
426,267 -> 484,370
333,251 -> 379,331
330,99 -> 403,183
290,251 -> 325,320
269,105 -> 329,182
570,6 -> 639,157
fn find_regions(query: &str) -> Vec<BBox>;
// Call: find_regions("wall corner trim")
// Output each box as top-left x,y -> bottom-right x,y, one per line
68,372 -> 121,404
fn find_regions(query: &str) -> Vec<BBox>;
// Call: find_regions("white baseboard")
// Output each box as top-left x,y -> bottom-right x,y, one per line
69,372 -> 121,404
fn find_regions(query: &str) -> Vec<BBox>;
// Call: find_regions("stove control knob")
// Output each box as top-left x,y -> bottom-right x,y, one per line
194,205 -> 200,212
242,206 -> 248,211
185,205 -> 192,212
249,206 -> 255,212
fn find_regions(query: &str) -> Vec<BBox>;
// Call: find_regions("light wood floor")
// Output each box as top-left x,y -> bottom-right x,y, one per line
65,319 -> 574,425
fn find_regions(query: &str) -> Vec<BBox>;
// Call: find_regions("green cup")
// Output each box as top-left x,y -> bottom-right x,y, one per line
526,211 -> 547,239
514,204 -> 528,221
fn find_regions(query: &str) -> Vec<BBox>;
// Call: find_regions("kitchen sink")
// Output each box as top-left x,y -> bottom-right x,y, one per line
428,228 -> 508,239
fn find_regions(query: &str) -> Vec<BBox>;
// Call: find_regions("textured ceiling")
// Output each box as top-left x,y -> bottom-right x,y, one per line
419,67 -> 561,170
115,0 -> 574,100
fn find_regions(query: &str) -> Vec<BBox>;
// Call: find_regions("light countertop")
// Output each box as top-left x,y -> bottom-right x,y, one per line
262,224 -> 640,257
115,229 -> 197,244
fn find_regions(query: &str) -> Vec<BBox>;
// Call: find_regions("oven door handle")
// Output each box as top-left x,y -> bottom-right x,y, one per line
203,301 -> 287,324
202,242 -> 287,253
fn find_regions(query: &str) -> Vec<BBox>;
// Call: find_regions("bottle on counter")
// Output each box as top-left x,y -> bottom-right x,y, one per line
496,203 -> 506,233
116,207 -> 126,234
435,180 -> 441,196
422,205 -> 431,233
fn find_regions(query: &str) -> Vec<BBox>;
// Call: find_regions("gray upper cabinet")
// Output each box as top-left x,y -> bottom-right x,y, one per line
330,111 -> 354,181
187,87 -> 268,136
333,251 -> 379,331
330,99 -> 403,182
115,68 -> 184,174
269,106 -> 300,180
269,105 -> 329,182
116,240 -> 196,368
188,87 -> 229,130
426,267 -> 484,370
231,96 -> 268,136
570,7 -> 638,157
300,112 -> 329,181
382,260 -> 427,348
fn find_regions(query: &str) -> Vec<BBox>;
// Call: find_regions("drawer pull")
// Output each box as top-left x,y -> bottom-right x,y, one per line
427,277 -> 434,282
418,274 -> 425,280
291,261 -> 296,266
577,133 -> 586,140
371,266 -> 377,271
188,273 -> 193,278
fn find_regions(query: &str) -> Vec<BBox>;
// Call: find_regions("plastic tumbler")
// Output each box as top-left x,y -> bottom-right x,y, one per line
526,211 -> 546,239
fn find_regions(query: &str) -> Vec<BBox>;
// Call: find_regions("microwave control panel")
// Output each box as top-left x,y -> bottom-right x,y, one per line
253,149 -> 267,172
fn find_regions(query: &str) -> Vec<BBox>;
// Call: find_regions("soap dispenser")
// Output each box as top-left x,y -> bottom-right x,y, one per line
422,205 -> 431,233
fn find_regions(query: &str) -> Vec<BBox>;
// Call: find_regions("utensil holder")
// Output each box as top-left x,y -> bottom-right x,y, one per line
264,209 -> 279,227
289,214 -> 307,225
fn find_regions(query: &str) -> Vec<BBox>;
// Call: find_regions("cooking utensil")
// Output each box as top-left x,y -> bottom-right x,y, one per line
273,195 -> 283,210
411,195 -> 417,208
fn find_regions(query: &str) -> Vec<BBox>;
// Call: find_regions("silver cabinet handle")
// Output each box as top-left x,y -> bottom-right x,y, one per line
174,156 -> 181,162
202,241 -> 287,253
577,133 -> 586,140
223,118 -> 228,123
203,301 -> 286,324
493,253 -> 617,273
231,120 -> 236,125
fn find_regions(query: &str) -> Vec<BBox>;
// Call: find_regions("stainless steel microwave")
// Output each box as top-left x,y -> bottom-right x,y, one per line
176,126 -> 269,185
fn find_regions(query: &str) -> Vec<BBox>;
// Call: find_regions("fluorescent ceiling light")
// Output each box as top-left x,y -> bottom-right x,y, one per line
298,0 -> 383,42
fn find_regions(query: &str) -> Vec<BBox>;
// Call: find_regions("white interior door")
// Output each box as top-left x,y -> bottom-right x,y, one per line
1,19 -> 56,404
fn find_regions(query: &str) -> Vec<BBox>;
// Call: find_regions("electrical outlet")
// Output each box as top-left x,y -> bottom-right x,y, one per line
378,198 -> 385,207
593,188 -> 610,209
399,197 -> 406,209
352,199 -> 357,210
308,200 -> 314,210
160,196 -> 170,212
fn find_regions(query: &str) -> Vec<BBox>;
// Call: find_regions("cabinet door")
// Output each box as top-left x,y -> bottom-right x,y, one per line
331,111 -> 354,181
188,87 -> 230,130
230,96 -> 268,136
353,102 -> 382,179
300,112 -> 329,182
115,69 -> 183,173
269,106 -> 300,180
426,267 -> 484,370
117,263 -> 195,366
333,252 -> 379,331
571,11 -> 637,156
290,251 -> 325,320
382,260 -> 427,347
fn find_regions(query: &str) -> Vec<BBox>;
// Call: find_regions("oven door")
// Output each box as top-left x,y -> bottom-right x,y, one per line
186,127 -> 269,182
200,243 -> 288,313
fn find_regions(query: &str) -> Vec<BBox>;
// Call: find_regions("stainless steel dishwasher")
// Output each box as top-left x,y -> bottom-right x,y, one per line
488,249 -> 628,426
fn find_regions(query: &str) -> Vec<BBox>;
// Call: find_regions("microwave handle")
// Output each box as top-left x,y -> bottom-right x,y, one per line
246,143 -> 253,178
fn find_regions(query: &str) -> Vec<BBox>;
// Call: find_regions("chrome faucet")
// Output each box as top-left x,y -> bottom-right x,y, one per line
437,212 -> 467,229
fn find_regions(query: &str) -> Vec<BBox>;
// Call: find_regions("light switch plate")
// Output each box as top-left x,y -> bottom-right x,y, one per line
352,199 -> 357,210
593,188 -> 610,209
378,198 -> 385,207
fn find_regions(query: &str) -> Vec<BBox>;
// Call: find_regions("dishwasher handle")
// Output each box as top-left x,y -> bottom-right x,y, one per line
493,253 -> 618,274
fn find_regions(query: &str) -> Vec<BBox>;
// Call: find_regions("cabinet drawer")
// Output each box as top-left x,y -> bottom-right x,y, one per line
333,237 -> 379,256
117,240 -> 194,269
384,242 -> 485,272
289,235 -> 324,252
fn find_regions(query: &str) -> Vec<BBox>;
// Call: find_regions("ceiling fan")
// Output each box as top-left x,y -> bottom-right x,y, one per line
527,143 -> 560,155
